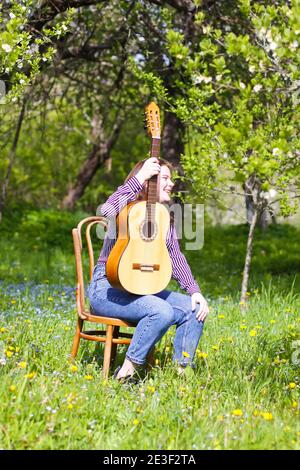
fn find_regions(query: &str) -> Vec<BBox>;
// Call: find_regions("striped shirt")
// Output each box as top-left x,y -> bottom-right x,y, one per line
97,176 -> 200,295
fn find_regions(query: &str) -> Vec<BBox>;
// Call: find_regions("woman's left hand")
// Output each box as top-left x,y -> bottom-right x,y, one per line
191,292 -> 209,322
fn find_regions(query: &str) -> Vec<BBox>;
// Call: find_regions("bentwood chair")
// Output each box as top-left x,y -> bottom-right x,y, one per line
70,216 -> 154,379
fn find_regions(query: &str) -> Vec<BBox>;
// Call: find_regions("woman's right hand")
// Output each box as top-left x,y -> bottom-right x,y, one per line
135,157 -> 161,185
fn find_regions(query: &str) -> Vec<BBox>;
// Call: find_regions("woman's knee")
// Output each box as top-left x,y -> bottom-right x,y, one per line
144,295 -> 175,326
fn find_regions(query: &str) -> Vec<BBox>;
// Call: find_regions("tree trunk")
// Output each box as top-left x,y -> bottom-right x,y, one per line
240,208 -> 258,307
61,114 -> 122,210
0,97 -> 27,223
244,175 -> 270,230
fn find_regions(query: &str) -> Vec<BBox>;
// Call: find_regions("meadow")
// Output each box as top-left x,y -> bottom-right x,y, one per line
0,209 -> 299,450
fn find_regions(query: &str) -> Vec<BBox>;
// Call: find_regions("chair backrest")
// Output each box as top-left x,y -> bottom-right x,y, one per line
72,216 -> 108,318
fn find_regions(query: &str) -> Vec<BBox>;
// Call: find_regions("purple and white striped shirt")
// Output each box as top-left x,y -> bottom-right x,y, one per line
97,176 -> 200,295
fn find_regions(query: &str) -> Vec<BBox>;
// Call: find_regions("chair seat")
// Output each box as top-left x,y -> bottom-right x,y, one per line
82,310 -> 136,328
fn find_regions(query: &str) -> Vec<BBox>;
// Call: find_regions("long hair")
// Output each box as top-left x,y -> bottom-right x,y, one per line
125,158 -> 175,224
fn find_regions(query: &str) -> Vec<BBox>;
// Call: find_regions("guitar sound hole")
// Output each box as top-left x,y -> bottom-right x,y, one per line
140,221 -> 157,241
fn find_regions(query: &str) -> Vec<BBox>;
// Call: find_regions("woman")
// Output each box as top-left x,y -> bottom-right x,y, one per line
88,157 -> 209,381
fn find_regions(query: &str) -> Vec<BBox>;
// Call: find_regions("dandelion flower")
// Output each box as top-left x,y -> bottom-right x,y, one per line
70,365 -> 78,372
9,385 -> 16,392
182,351 -> 190,358
133,419 -> 139,425
232,409 -> 243,417
18,361 -> 27,369
289,382 -> 297,389
84,375 -> 93,381
261,412 -> 273,421
249,330 -> 257,337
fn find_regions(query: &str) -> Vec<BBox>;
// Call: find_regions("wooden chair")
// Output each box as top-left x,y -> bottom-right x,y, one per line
70,216 -> 154,379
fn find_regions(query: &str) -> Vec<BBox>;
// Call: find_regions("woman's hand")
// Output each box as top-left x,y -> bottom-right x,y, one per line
191,292 -> 209,322
136,157 -> 161,184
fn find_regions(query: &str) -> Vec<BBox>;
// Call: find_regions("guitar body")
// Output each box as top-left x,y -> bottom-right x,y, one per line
106,200 -> 172,295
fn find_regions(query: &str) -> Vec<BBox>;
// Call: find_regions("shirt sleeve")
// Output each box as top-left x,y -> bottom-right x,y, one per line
100,176 -> 143,218
167,225 -> 201,295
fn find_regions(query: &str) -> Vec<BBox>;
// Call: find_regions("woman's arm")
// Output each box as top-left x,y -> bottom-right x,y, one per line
100,176 -> 143,218
167,225 -> 201,295
101,158 -> 161,218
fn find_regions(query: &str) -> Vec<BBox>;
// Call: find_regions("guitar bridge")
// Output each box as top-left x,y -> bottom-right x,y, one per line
132,263 -> 160,272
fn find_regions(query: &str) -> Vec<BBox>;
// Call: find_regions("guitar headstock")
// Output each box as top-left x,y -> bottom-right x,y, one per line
145,102 -> 161,139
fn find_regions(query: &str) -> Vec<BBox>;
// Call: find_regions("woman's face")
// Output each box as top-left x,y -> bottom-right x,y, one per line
158,165 -> 174,203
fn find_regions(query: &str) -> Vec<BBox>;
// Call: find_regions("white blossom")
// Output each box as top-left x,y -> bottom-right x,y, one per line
2,44 -> 12,53
239,81 -> 246,89
253,84 -> 262,93
272,148 -> 280,156
269,189 -> 277,198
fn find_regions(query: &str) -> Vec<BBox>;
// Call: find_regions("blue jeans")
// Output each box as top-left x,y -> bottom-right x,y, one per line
88,263 -> 204,367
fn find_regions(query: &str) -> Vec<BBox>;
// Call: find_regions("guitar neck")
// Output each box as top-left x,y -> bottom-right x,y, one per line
147,137 -> 160,204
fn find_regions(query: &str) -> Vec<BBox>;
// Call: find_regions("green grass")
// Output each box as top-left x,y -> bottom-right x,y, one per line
0,210 -> 299,449
0,283 -> 299,449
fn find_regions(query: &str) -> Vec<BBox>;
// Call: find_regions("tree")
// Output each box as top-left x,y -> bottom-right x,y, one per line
136,0 -> 300,303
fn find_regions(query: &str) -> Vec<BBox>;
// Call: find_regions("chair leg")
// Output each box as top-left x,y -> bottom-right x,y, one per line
110,326 -> 120,366
70,318 -> 83,360
146,347 -> 155,371
103,324 -> 113,379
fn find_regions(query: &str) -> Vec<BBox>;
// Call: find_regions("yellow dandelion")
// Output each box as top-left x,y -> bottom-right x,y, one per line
5,350 -> 13,357
218,314 -> 225,319
48,297 -> 53,301
232,409 -> 243,417
67,403 -> 73,410
212,345 -> 219,351
18,361 -> 27,369
249,329 -> 257,337
0,327 -> 6,333
8,346 -> 15,351
292,401 -> 298,409
165,346 -> 170,353
84,375 -> 93,381
11,300 -> 16,304
15,347 -> 20,353
273,356 -> 281,365
147,386 -> 155,394
25,372 -> 36,379
70,365 -> 78,372
261,412 -> 273,421
9,385 -> 16,392
239,301 -> 245,305
289,382 -> 297,389
64,326 -> 70,331
197,351 -> 208,359
253,409 -> 260,417
240,325 -> 247,330
182,351 -> 190,358
133,419 -> 139,425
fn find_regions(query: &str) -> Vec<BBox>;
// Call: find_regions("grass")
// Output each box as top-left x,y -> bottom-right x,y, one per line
0,210 -> 299,449
0,282 -> 299,449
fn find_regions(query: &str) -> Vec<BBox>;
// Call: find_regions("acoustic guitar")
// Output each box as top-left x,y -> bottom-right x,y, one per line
106,102 -> 172,295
